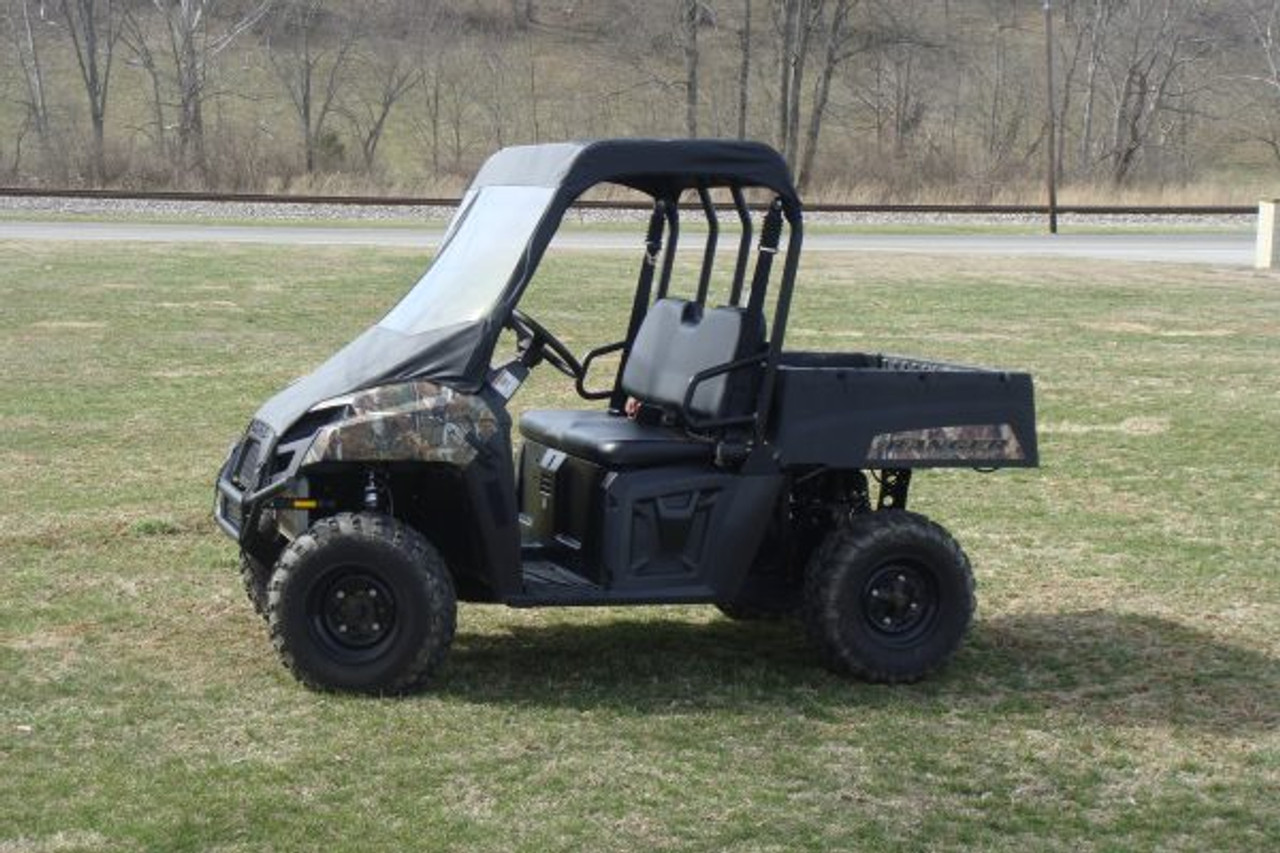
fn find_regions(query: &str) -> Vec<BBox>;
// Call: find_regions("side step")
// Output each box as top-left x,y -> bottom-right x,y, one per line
507,558 -> 716,608
523,559 -> 600,595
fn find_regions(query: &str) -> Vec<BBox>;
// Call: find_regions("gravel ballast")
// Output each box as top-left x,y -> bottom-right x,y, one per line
0,193 -> 1254,231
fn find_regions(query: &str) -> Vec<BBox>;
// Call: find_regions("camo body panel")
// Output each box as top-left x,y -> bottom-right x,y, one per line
301,380 -> 499,467
866,424 -> 1024,464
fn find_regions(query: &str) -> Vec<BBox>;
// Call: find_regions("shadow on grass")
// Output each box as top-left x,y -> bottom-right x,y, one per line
436,609 -> 1278,733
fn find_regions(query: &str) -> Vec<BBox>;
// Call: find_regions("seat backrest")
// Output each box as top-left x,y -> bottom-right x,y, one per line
621,298 -> 765,422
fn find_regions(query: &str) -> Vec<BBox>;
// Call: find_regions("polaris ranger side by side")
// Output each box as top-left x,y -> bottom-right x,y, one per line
215,140 -> 1038,693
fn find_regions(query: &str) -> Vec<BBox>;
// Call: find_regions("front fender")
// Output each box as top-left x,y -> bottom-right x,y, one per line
297,379 -> 520,601
302,380 -> 500,467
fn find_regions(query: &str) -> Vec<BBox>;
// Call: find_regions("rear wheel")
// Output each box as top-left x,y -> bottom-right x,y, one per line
803,511 -> 974,683
267,512 -> 456,694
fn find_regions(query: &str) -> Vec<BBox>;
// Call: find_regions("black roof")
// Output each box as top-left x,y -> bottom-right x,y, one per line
472,139 -> 801,212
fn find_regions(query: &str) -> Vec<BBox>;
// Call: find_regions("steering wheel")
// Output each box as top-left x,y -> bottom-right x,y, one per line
506,309 -> 582,379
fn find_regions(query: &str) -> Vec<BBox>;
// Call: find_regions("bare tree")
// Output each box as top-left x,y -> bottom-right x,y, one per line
598,0 -> 708,139
476,41 -> 516,150
774,0 -> 826,168
410,15 -> 479,175
1096,0 -> 1214,185
58,0 -> 125,182
524,26 -> 541,142
846,2 -> 931,165
6,0 -> 52,160
1071,0 -> 1114,178
509,0 -> 533,29
974,6 -> 1029,175
0,0 -> 1257,196
120,6 -> 168,162
267,0 -> 358,173
797,0 -> 860,190
148,1 -> 271,179
404,0 -> 453,175
342,44 -> 419,172
737,0 -> 751,138
1232,0 -> 1280,164
680,0 -> 700,137
775,0 -> 797,153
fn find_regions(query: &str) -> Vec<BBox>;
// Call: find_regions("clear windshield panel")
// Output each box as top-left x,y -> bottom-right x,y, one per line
379,185 -> 557,335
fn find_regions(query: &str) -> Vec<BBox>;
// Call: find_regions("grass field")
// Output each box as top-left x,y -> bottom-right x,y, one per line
1,240 -> 1277,851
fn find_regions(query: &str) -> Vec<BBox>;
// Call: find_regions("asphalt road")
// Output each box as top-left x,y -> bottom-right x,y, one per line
0,219 -> 1255,265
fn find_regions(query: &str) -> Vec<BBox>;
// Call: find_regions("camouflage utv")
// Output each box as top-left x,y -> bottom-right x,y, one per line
215,139 -> 1038,694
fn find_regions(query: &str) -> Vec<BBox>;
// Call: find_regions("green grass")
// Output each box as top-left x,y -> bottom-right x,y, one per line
1,241 -> 1277,851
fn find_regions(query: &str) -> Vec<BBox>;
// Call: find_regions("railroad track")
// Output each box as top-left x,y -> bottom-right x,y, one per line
0,186 -> 1255,217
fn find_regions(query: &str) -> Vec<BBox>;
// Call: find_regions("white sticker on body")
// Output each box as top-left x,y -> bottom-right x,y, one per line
491,369 -> 521,399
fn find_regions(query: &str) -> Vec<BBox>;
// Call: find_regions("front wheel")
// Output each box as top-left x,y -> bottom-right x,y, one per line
803,511 -> 974,683
267,512 -> 456,694
239,551 -> 272,619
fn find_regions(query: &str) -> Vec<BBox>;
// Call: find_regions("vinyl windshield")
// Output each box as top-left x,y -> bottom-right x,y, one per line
378,185 -> 557,336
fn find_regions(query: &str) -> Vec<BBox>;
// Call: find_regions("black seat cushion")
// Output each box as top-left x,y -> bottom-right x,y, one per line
620,298 -> 765,421
520,409 -> 712,468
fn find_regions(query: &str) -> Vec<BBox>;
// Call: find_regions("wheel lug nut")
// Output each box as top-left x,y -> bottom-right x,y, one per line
338,624 -> 348,633
871,589 -> 881,599
368,589 -> 377,598
335,590 -> 345,600
882,617 -> 892,626
896,574 -> 905,582
910,602 -> 919,611
372,622 -> 380,631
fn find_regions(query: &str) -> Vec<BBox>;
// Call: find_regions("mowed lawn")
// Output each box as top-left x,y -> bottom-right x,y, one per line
1,239 -> 1277,852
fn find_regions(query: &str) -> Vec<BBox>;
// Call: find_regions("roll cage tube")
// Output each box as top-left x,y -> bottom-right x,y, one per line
694,183 -> 718,306
656,199 -> 679,300
754,200 -> 804,444
605,199 -> 671,411
728,186 -> 753,307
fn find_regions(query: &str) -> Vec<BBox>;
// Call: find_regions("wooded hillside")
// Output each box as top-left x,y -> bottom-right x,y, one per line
3,0 -> 1278,201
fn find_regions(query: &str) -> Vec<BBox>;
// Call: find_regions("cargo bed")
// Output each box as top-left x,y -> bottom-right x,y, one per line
770,351 -> 1038,468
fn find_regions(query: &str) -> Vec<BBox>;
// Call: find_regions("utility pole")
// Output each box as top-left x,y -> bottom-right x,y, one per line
1044,0 -> 1059,234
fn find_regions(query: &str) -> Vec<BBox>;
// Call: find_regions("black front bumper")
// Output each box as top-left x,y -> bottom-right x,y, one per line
214,421 -> 287,543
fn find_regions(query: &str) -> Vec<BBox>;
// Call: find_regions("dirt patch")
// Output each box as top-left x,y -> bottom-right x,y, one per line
1042,416 -> 1170,436
151,300 -> 241,311
1085,321 -> 1236,338
1156,329 -> 1235,338
30,320 -> 106,330
150,367 -> 228,379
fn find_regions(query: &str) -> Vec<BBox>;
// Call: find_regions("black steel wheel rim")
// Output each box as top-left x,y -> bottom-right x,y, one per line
861,561 -> 938,643
309,568 -> 397,662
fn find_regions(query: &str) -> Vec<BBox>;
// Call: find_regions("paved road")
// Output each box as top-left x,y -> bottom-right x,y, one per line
0,219 -> 1255,265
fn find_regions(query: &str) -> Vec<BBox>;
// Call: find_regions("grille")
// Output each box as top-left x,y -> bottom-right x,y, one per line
220,493 -> 243,528
233,439 -> 261,489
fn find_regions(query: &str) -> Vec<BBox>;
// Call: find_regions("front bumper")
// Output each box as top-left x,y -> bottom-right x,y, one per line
214,421 -> 288,543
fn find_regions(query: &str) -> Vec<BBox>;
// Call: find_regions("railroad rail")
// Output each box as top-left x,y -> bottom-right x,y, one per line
0,186 -> 1255,216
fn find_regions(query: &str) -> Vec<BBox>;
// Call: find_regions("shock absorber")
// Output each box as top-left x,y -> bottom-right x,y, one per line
363,469 -> 382,511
